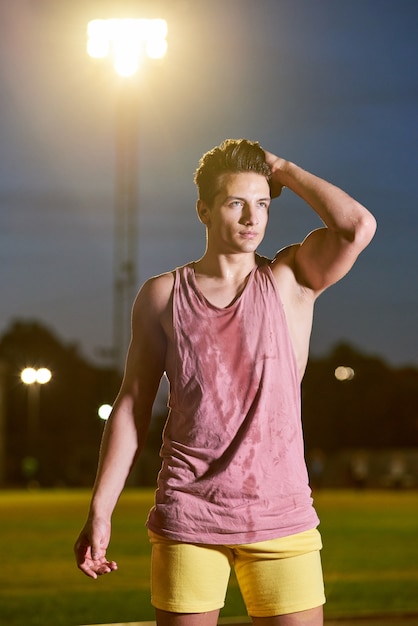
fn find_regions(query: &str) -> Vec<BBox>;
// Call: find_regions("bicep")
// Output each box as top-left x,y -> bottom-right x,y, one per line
121,279 -> 169,416
294,227 -> 363,294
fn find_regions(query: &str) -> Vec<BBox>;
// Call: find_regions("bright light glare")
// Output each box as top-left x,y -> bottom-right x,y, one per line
146,38 -> 168,59
87,18 -> 168,77
21,367 -> 52,385
98,404 -> 112,421
21,368 -> 37,385
37,368 -> 52,384
114,50 -> 141,78
335,366 -> 355,381
87,19 -> 110,58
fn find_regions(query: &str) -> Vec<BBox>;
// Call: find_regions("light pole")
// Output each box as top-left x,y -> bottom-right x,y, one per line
20,367 -> 52,481
87,18 -> 168,372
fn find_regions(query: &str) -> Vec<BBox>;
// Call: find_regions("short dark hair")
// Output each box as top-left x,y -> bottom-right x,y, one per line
194,139 -> 271,205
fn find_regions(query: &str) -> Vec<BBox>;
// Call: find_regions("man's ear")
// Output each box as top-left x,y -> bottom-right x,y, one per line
197,199 -> 211,225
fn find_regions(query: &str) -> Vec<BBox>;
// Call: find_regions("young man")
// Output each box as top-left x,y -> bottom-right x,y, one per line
74,139 -> 376,626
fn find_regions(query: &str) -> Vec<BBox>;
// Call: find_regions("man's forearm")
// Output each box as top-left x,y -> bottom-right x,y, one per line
268,156 -> 375,243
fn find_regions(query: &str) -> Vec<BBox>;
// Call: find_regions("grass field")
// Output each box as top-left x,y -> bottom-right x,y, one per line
1,489 -> 418,626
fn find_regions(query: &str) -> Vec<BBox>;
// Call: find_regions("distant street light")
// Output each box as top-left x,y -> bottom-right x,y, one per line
334,366 -> 355,381
20,367 -> 52,482
87,18 -> 168,371
21,367 -> 52,385
98,404 -> 112,421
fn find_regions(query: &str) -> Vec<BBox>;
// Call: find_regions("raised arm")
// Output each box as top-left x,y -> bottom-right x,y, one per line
266,151 -> 377,295
74,274 -> 171,578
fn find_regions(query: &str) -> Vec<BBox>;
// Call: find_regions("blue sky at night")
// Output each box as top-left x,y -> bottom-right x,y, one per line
0,0 -> 417,367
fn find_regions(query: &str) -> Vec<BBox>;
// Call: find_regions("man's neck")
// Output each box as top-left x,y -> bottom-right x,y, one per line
194,252 -> 259,282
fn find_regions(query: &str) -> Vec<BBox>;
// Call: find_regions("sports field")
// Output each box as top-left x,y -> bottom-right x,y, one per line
1,489 -> 417,626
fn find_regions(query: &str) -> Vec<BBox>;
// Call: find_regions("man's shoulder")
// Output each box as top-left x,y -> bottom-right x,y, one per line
257,246 -> 297,269
270,245 -> 316,301
138,262 -> 191,310
145,261 -> 194,288
140,269 -> 175,303
147,269 -> 176,288
255,247 -> 296,279
273,243 -> 298,263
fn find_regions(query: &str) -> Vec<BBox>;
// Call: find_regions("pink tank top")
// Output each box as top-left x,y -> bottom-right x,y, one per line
146,260 -> 319,543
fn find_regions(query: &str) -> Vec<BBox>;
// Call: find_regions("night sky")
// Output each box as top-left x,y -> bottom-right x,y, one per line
0,0 -> 417,368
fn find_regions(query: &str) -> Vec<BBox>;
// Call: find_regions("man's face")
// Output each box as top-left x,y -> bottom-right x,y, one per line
201,172 -> 271,254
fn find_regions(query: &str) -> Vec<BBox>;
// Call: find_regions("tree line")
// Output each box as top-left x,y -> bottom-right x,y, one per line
0,320 -> 417,488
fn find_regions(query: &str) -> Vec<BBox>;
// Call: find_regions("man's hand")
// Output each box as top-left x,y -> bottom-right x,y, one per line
264,150 -> 287,199
74,517 -> 118,579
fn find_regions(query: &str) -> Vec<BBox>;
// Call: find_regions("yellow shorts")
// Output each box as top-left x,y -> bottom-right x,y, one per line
148,528 -> 325,617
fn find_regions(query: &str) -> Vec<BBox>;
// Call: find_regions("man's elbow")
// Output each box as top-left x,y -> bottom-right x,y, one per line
355,210 -> 377,250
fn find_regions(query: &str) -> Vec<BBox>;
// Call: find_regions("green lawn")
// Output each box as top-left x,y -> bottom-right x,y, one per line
1,489 -> 417,625
315,490 -> 418,617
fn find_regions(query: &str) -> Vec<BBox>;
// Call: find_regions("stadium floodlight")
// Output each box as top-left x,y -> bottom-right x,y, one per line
87,18 -> 168,77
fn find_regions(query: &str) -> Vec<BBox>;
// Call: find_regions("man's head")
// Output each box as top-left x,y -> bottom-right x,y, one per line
194,139 -> 271,207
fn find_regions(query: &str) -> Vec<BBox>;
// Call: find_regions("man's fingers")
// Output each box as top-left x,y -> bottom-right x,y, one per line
77,561 -> 98,579
97,561 -> 118,575
77,556 -> 118,579
75,519 -> 116,579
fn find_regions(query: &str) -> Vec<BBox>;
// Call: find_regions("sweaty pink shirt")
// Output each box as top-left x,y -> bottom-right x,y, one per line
146,259 -> 319,544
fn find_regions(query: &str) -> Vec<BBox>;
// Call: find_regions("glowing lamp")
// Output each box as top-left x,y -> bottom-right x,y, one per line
21,367 -> 52,385
87,18 -> 168,77
98,404 -> 113,421
334,366 -> 355,381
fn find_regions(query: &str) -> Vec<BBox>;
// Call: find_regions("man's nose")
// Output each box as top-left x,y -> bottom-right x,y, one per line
242,204 -> 258,224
